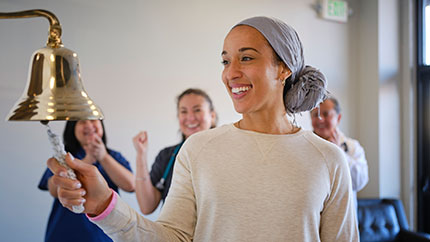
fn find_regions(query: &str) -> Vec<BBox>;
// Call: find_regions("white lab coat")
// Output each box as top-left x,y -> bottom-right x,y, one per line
338,130 -> 369,203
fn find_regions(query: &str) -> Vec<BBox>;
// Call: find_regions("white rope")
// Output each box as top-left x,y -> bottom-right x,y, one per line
44,123 -> 84,213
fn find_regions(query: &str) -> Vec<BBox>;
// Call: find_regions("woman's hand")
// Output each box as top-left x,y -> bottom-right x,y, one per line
133,131 -> 162,214
83,135 -> 107,162
133,131 -> 148,156
47,154 -> 113,216
326,128 -> 341,147
82,135 -> 97,164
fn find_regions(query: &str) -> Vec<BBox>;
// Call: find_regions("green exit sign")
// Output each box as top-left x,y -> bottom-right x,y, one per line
321,0 -> 348,23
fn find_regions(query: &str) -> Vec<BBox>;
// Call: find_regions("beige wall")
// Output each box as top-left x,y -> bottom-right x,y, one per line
351,0 -> 416,228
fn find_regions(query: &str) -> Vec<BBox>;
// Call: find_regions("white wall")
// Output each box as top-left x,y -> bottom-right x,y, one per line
352,0 -> 416,228
353,0 -> 381,197
353,0 -> 404,199
399,0 -> 417,229
378,0 -> 401,198
0,0 -> 397,241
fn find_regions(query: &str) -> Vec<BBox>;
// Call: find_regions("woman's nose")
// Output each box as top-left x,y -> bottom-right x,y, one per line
82,120 -> 93,128
223,60 -> 242,81
315,114 -> 324,122
186,112 -> 196,120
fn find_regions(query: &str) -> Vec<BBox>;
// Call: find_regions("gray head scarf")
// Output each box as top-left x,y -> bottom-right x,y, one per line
234,16 -> 327,113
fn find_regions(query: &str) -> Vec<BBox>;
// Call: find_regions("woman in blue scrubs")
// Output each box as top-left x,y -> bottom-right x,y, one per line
38,120 -> 135,242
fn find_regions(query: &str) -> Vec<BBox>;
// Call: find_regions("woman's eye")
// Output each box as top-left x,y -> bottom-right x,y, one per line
194,109 -> 201,113
241,56 -> 253,61
221,60 -> 229,66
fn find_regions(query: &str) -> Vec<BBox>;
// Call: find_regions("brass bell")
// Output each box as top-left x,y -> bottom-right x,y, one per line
2,9 -> 104,121
6,46 -> 104,121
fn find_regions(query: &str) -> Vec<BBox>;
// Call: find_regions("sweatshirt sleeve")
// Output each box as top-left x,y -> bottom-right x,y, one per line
91,141 -> 196,242
155,140 -> 197,240
320,148 -> 360,242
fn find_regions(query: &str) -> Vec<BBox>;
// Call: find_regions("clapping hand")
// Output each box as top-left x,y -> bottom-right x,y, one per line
83,134 -> 107,163
133,131 -> 149,156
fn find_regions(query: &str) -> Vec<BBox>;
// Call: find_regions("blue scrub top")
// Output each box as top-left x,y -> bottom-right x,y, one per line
38,148 -> 132,242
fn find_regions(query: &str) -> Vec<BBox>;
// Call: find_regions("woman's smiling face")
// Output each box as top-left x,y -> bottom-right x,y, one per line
74,120 -> 103,145
178,93 -> 215,139
221,25 -> 289,115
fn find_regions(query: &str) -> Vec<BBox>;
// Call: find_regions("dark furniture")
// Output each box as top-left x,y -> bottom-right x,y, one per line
357,199 -> 430,242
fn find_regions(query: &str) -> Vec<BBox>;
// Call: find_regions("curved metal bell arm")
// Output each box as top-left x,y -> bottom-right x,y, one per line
0,9 -> 63,48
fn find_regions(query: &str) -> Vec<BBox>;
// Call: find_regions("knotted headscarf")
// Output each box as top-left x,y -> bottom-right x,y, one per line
234,16 -> 327,113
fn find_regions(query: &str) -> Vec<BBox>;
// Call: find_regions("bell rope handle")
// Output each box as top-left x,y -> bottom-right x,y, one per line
42,122 -> 84,213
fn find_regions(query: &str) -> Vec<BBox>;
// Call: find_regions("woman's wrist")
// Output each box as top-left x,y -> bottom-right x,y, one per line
135,157 -> 150,181
87,189 -> 117,221
88,188 -> 114,217
136,175 -> 150,181
135,151 -> 148,162
136,158 -> 149,172
98,151 -> 110,163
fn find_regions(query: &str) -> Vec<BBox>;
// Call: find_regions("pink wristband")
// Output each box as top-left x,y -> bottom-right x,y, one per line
87,189 -> 117,221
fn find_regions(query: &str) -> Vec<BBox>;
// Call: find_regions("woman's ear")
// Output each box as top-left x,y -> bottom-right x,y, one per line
337,113 -> 342,124
210,111 -> 217,128
278,62 -> 291,81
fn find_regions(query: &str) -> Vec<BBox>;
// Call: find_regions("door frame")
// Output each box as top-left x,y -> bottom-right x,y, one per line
417,0 -> 430,233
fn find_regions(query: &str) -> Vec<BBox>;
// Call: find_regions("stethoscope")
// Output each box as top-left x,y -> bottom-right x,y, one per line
341,142 -> 349,152
155,142 -> 184,190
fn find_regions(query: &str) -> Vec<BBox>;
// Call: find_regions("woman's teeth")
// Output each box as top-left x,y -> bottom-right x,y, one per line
187,123 -> 198,128
231,86 -> 251,94
83,130 -> 95,136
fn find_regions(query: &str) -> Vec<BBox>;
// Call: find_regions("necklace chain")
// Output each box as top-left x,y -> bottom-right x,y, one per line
237,119 -> 298,134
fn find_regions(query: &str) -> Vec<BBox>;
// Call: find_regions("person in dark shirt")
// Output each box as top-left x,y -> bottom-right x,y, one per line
133,88 -> 217,214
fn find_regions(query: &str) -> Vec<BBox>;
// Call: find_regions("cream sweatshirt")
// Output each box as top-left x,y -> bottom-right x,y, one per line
93,124 -> 359,242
